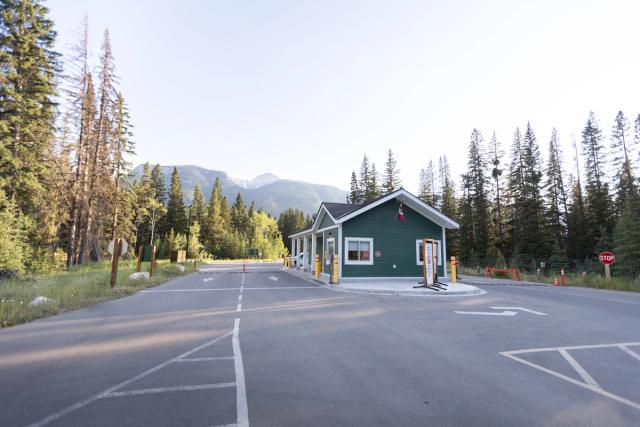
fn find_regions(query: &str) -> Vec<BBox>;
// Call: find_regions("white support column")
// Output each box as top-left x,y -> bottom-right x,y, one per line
442,226 -> 448,278
311,234 -> 317,274
303,236 -> 309,271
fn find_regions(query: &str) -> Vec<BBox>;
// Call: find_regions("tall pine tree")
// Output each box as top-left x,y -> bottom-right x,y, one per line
581,112 -> 613,254
165,167 -> 187,234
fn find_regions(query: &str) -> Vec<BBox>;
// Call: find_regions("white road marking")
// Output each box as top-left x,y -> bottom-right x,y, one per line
617,344 -> 640,363
240,285 -> 244,293
236,303 -> 242,313
238,294 -> 243,301
241,273 -> 245,285
173,356 -> 234,363
104,383 -> 235,398
203,277 -> 214,282
210,424 -> 237,427
26,329 -> 235,427
501,342 -> 640,412
558,349 -> 600,388
490,306 -> 548,316
503,342 -> 640,354
269,276 -> 279,281
455,310 -> 517,316
233,319 -> 249,427
141,287 -> 316,293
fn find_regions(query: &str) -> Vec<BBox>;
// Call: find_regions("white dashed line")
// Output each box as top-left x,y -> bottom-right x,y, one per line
238,294 -> 243,301
203,277 -> 214,282
173,357 -> 234,363
141,287 -> 316,293
104,383 -> 235,398
233,319 -> 249,427
26,329 -> 235,427
236,303 -> 242,313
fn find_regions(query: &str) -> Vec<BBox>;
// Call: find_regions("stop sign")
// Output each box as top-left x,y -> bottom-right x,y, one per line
599,252 -> 615,265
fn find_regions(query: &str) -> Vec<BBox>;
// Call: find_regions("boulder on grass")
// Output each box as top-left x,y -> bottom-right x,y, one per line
176,264 -> 185,272
28,296 -> 53,307
0,269 -> 18,283
129,272 -> 150,280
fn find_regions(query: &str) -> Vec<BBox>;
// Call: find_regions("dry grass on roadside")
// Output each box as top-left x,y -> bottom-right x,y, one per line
0,260 -> 195,328
459,265 -> 640,292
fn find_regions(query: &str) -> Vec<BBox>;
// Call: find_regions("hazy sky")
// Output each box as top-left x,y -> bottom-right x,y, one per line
48,0 -> 640,192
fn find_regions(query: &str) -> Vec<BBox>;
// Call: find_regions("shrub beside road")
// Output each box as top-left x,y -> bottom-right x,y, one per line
0,260 -> 195,328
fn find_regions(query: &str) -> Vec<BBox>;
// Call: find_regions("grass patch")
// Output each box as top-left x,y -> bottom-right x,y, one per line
0,260 -> 195,328
459,265 -> 640,292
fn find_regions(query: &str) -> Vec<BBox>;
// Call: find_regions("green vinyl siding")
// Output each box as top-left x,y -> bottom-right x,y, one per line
318,210 -> 335,229
341,200 -> 445,277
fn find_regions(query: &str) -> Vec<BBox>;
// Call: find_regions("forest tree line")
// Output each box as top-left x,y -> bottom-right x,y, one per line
133,164 -> 287,261
0,1 -> 287,273
349,112 -> 640,274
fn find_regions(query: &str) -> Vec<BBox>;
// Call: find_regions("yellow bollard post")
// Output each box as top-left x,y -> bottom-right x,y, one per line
332,256 -> 339,284
315,255 -> 321,279
450,256 -> 457,284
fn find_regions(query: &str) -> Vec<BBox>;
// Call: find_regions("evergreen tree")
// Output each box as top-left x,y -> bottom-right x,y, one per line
358,154 -> 372,202
348,171 -> 360,204
506,128 -> 525,262
457,174 -> 474,264
465,129 -> 492,264
277,208 -> 309,253
109,92 -> 134,240
544,128 -> 568,257
0,0 -> 59,216
566,137 -> 589,261
418,168 -> 429,203
520,123 -> 547,261
191,184 -> 206,226
613,192 -> 640,275
581,112 -> 613,254
439,156 -> 458,257
366,163 -> 381,200
203,177 -> 226,256
151,164 -> 166,204
382,149 -> 401,193
418,160 -> 436,205
611,111 -> 635,219
165,167 -> 187,235
0,190 -> 29,271
231,192 -> 249,237
489,132 -> 506,256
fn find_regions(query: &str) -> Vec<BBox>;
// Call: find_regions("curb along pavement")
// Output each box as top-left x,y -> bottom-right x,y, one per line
282,268 -> 486,297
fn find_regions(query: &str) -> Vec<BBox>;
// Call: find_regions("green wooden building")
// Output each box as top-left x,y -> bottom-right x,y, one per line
289,188 -> 459,282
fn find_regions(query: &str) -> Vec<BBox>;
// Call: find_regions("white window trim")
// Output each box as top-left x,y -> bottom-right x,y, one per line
344,237 -> 374,265
416,239 -> 442,266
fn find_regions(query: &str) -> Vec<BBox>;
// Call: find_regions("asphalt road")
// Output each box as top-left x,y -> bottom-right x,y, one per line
1,262 -> 639,427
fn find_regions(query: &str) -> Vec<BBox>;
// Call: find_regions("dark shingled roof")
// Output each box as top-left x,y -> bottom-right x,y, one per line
323,202 -> 362,219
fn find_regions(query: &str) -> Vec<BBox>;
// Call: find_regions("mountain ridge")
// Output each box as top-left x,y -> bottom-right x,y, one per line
131,164 -> 347,216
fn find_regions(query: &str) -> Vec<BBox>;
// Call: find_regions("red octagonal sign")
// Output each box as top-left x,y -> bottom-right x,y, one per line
599,252 -> 615,265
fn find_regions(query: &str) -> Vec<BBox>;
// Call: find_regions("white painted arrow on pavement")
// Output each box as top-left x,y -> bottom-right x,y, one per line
455,310 -> 518,316
491,306 -> 547,316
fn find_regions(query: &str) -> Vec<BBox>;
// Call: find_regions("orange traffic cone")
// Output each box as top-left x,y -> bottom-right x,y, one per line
554,275 -> 558,286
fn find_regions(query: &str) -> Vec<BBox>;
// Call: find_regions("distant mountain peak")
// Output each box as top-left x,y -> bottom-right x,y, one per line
131,164 -> 345,216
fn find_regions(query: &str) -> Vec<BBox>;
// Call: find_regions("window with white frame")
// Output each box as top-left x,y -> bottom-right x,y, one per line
416,239 -> 442,266
345,237 -> 373,265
